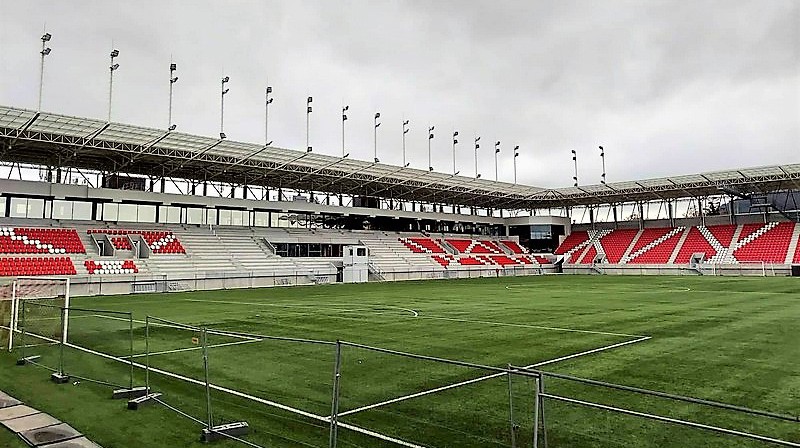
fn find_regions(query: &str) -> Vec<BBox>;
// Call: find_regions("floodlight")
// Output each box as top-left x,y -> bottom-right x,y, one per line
41,48 -> 51,56
222,76 -> 229,83
266,140 -> 273,146
266,86 -> 272,93
170,63 -> 176,71
42,33 -> 51,42
168,124 -> 177,131
375,112 -> 380,119
219,132 -> 226,139
110,49 -> 119,58
222,88 -> 229,95
110,63 -> 119,71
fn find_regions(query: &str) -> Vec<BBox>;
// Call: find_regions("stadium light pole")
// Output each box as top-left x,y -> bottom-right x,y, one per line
107,49 -> 120,122
494,141 -> 500,181
513,145 -> 520,184
474,137 -> 481,179
374,112 -> 381,163
37,33 -> 52,112
428,126 -> 435,171
265,85 -> 273,145
219,76 -> 230,139
452,131 -> 459,175
168,63 -> 178,131
306,96 -> 313,151
572,149 -> 579,186
402,120 -> 410,166
599,145 -> 606,184
341,105 -> 348,157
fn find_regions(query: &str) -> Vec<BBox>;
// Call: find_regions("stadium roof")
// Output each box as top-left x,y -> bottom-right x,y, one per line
1,105 -> 798,209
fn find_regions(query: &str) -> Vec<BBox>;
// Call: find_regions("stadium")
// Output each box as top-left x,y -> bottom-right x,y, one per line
1,3 -> 799,448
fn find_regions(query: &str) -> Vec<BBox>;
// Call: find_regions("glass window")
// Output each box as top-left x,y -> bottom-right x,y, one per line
230,210 -> 245,226
73,201 -> 92,220
357,247 -> 366,257
103,203 -> 119,221
9,198 -> 27,218
117,204 -> 138,222
138,205 -> 156,223
0,197 -> 5,218
52,200 -> 73,220
159,206 -> 181,224
218,209 -> 232,226
206,209 -> 217,225
26,198 -> 44,218
254,211 -> 269,227
186,208 -> 204,225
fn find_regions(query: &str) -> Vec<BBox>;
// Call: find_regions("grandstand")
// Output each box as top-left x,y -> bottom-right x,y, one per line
0,104 -> 798,292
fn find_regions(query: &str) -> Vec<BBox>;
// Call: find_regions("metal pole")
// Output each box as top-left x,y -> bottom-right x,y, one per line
572,149 -> 578,186
329,340 -> 342,448
374,112 -> 380,163
38,33 -> 51,112
168,63 -> 177,129
494,141 -> 500,182
342,106 -> 348,157
474,137 -> 480,179
59,306 -> 65,375
402,120 -> 409,167
265,86 -> 273,145
539,375 -> 549,448
507,365 -> 517,448
108,50 -> 119,122
533,377 -> 540,448
306,97 -> 312,151
127,313 -> 134,390
428,126 -> 434,171
599,145 -> 606,184
202,327 -> 214,430
514,145 -> 519,185
145,316 -> 150,392
452,131 -> 458,175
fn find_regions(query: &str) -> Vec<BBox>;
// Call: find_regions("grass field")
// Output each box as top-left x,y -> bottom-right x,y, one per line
1,275 -> 799,447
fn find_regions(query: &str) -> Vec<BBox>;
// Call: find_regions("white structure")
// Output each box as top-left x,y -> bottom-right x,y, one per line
342,245 -> 369,283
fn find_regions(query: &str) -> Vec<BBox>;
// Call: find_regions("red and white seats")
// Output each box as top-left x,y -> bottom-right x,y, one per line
88,229 -> 185,254
445,239 -> 505,254
554,231 -> 589,255
501,240 -> 527,254
84,259 -> 139,275
399,238 -> 446,254
0,227 -> 85,254
562,222 -> 799,265
110,236 -> 133,250
0,256 -> 76,276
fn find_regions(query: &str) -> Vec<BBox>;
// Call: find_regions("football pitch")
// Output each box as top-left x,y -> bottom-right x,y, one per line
1,275 -> 799,447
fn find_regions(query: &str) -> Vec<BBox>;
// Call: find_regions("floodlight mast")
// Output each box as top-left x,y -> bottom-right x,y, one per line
494,141 -> 500,182
428,126 -> 435,171
474,136 -> 481,179
374,112 -> 381,163
341,105 -> 349,157
599,145 -> 606,184
108,49 -> 120,122
452,131 -> 459,175
306,96 -> 313,151
265,85 -> 273,145
513,145 -> 520,184
402,120 -> 410,167
38,33 -> 52,112
220,76 -> 230,139
572,149 -> 579,186
168,63 -> 178,131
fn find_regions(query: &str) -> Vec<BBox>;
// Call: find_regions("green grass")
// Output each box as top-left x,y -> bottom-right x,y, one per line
1,275 -> 799,447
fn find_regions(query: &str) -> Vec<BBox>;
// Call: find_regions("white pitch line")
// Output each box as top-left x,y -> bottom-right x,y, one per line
87,314 -> 259,341
183,298 -> 420,317
336,336 -> 651,418
121,338 -> 264,359
14,330 -> 424,448
415,315 -> 646,338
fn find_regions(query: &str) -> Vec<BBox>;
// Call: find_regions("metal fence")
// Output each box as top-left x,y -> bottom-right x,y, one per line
11,309 -> 800,448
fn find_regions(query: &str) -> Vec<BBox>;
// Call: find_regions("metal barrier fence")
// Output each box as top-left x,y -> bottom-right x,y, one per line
11,309 -> 800,448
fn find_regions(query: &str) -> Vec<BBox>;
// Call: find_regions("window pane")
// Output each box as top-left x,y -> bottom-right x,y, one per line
186,208 -> 204,225
27,198 -> 44,218
72,201 -> 92,220
117,204 -> 138,222
103,203 -> 119,221
52,200 -> 73,220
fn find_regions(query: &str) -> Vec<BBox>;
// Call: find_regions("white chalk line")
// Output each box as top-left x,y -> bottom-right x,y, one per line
184,298 -> 420,317
414,315 -> 646,338
13,329 -> 425,448
121,338 -> 264,359
336,336 -> 652,418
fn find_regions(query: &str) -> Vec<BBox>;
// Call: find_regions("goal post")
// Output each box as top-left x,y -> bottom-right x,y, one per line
1,276 -> 70,351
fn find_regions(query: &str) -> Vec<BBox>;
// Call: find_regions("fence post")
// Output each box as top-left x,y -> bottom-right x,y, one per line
144,316 -> 151,392
329,340 -> 342,448
539,374 -> 549,448
58,306 -> 65,376
128,312 -> 134,390
202,327 -> 214,431
507,364 -> 517,448
533,376 -> 540,448
19,301 -> 26,360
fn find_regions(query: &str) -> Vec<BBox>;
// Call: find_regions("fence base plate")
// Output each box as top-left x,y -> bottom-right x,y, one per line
16,355 -> 41,366
50,372 -> 70,384
127,393 -> 162,410
112,386 -> 149,399
200,422 -> 249,442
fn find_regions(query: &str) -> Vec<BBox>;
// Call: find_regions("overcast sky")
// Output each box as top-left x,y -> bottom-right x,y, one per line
1,0 -> 798,188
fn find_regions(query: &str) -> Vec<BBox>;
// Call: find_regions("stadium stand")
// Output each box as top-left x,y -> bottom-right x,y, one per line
553,230 -> 589,255
85,259 -> 139,275
501,240 -> 527,254
87,229 -> 185,254
600,229 -> 639,263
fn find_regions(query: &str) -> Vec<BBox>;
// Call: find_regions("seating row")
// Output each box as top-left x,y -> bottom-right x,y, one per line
0,227 -> 85,254
0,256 -> 76,276
88,229 -> 185,254
84,259 -> 139,275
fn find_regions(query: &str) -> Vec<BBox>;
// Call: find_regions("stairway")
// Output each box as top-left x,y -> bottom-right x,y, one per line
623,227 -> 685,264
668,227 -> 691,264
785,223 -> 800,264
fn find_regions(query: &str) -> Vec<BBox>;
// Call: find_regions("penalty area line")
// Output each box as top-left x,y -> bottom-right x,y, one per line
120,338 -> 265,359
336,335 -> 652,418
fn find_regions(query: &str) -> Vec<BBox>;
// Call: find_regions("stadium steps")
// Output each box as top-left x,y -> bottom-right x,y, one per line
574,229 -> 611,264
668,227 -> 691,263
619,229 -> 644,263
707,225 -> 742,263
623,227 -> 684,264
786,223 -> 800,264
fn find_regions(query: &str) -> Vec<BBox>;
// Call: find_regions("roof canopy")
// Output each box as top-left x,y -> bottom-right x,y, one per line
1,105 -> 798,209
